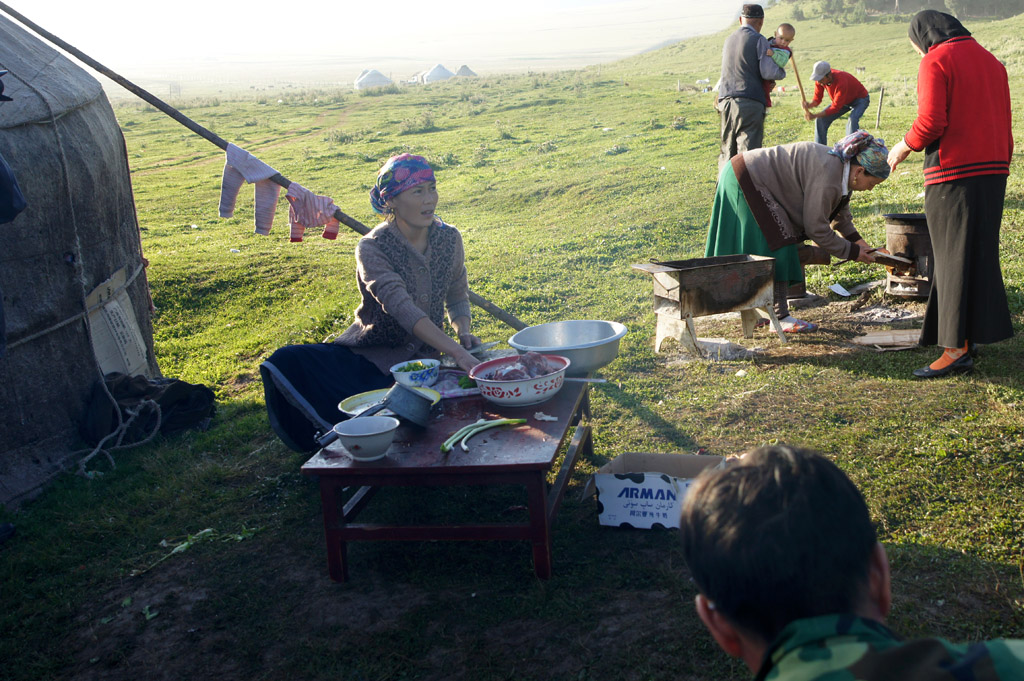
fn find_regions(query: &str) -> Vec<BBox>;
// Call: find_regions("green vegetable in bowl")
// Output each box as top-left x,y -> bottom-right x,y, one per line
397,361 -> 430,372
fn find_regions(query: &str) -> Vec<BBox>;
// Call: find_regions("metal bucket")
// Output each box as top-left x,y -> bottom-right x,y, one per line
884,213 -> 933,298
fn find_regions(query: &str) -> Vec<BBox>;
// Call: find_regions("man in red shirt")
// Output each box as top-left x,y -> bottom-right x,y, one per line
802,61 -> 870,146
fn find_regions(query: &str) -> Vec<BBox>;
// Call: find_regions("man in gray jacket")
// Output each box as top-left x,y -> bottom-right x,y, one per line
717,4 -> 786,168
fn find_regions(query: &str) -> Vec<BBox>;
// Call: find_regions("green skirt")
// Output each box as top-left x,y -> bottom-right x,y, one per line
704,162 -> 803,284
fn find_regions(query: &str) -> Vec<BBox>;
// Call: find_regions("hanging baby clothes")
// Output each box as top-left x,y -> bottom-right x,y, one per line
219,143 -> 281,234
285,183 -> 341,242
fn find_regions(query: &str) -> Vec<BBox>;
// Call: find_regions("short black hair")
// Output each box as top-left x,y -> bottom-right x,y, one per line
680,446 -> 877,642
741,4 -> 765,19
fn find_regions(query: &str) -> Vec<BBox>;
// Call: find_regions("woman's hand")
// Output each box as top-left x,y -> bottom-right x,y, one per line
412,317 -> 480,373
458,332 -> 482,350
856,246 -> 889,264
455,351 -> 480,373
887,139 -> 913,171
853,239 -> 885,264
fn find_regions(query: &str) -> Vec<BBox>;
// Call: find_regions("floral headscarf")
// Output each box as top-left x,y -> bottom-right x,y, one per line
829,130 -> 890,180
909,10 -> 971,53
369,154 -> 435,214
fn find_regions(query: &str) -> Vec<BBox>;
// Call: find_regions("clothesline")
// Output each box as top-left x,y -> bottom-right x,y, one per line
0,0 -> 526,331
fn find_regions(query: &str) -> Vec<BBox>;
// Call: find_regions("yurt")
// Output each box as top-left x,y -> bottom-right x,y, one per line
0,14 -> 159,506
454,65 -> 477,77
421,64 -> 454,84
353,69 -> 393,90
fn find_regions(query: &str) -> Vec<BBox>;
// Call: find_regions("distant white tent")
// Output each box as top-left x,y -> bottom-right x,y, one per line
354,69 -> 393,90
421,64 -> 455,84
454,65 -> 477,77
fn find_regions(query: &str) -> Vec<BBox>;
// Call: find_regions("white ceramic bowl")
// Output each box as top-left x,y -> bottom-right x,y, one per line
389,358 -> 440,388
332,416 -> 400,461
508,320 -> 627,377
468,354 -> 569,407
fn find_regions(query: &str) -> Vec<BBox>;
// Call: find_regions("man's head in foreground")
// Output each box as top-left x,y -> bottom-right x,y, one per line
679,445 -> 891,670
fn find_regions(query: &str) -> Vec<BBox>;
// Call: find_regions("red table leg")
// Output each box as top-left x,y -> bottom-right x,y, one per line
526,472 -> 552,579
319,479 -> 348,582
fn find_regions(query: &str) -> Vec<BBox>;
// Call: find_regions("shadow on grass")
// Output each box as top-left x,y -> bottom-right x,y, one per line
3,420 -> 1024,681
759,325 -> 1024,384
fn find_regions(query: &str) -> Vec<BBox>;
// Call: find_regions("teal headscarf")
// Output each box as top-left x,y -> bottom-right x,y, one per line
828,131 -> 890,180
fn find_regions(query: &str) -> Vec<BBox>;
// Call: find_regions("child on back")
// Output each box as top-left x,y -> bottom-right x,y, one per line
763,23 -> 796,107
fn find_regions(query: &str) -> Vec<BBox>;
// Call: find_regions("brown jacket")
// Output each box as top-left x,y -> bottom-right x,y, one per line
733,142 -> 862,261
335,220 -> 471,373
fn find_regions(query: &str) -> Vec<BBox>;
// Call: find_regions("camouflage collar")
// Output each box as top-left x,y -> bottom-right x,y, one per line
755,615 -> 901,681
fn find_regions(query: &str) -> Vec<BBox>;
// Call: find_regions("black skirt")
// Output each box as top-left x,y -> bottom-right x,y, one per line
260,343 -> 392,452
920,174 -> 1014,348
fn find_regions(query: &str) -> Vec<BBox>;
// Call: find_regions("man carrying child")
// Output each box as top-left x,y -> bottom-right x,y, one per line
716,4 -> 787,168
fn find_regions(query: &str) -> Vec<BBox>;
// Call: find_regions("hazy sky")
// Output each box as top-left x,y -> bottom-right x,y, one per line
14,0 -> 738,70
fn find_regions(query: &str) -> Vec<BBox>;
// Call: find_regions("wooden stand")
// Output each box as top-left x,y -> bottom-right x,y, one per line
654,308 -> 785,356
633,255 -> 788,357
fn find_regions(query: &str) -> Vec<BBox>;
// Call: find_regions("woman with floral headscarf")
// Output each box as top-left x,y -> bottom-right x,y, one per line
705,131 -> 889,333
260,154 -> 481,451
887,11 -> 1013,379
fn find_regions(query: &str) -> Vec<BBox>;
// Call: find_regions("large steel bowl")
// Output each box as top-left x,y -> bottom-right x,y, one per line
508,320 -> 627,377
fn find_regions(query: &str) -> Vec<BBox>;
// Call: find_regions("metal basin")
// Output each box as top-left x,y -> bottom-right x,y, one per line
507,320 -> 627,377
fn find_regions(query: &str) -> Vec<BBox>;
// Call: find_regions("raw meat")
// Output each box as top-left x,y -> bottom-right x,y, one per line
488,352 -> 556,381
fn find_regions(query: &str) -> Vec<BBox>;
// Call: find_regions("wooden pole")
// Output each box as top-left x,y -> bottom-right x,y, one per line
875,86 -> 885,129
0,1 -> 527,332
789,52 -> 808,105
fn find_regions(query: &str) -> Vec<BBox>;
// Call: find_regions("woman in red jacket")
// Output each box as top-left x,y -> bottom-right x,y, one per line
888,10 -> 1014,379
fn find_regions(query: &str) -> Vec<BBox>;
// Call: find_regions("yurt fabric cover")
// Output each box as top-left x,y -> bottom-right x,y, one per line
422,64 -> 454,83
354,69 -> 392,90
0,14 -> 158,506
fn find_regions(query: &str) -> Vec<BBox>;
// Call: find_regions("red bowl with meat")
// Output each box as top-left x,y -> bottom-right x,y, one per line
468,352 -> 570,407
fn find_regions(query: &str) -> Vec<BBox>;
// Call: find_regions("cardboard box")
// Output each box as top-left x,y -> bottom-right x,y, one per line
584,452 -> 725,529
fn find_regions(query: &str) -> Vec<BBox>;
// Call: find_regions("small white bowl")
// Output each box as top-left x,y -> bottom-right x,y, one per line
390,358 -> 440,388
332,416 -> 400,461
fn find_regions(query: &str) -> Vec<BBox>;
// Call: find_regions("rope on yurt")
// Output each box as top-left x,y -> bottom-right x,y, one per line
70,396 -> 163,479
18,68 -> 156,479
5,261 -> 145,351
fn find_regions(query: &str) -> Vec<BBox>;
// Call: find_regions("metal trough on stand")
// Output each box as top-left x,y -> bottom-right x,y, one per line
632,255 -> 787,356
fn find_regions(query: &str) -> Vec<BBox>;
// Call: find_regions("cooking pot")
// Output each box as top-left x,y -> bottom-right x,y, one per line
317,383 -> 435,448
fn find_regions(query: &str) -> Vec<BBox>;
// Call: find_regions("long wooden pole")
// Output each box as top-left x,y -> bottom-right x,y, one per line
0,1 -> 527,332
875,86 -> 885,129
789,52 -> 808,106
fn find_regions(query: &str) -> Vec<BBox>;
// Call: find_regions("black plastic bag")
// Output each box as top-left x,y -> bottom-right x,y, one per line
81,372 -> 216,446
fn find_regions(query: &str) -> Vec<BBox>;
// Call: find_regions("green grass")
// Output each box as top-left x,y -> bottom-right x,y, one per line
3,7 -> 1024,680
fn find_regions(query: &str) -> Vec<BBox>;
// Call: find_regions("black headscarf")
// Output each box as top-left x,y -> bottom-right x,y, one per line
908,10 -> 971,53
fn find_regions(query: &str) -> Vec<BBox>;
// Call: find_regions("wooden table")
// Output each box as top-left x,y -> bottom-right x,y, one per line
301,382 -> 592,581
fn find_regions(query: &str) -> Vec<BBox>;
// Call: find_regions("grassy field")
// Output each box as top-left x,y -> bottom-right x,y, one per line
3,7 -> 1024,681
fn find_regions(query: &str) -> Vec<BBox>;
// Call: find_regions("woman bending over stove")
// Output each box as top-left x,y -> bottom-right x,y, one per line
260,154 -> 482,452
705,131 -> 889,334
